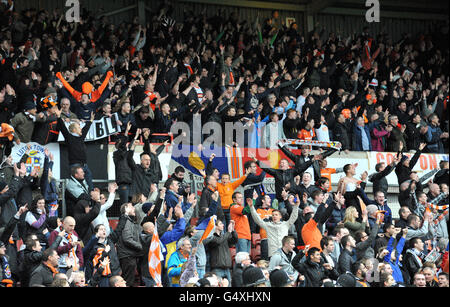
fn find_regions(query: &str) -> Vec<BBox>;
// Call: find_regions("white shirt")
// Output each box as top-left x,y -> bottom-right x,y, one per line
316,123 -> 330,142
296,95 -> 306,116
92,192 -> 115,237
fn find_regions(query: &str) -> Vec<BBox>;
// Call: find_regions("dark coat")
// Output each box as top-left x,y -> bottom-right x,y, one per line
293,256 -> 334,287
21,236 -> 63,287
207,231 -> 238,270
29,263 -> 55,287
128,148 -> 163,197
113,147 -> 133,185
333,122 -> 351,151
73,200 -> 101,244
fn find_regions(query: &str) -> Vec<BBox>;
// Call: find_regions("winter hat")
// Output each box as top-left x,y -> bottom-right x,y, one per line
82,82 -> 94,94
0,240 -> 5,248
242,266 -> 266,287
24,101 -> 36,111
369,78 -> 378,87
336,273 -> 357,287
44,87 -> 57,96
269,269 -> 291,287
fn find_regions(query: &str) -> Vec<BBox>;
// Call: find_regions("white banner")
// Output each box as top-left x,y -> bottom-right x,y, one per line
58,113 -> 121,142
11,142 -> 61,179
366,151 -> 449,186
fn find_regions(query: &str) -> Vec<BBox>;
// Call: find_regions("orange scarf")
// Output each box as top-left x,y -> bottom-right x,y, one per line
93,247 -> 112,276
44,261 -> 59,277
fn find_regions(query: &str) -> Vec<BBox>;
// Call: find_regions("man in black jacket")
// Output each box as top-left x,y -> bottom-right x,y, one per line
333,113 -> 351,152
278,141 -> 337,183
73,191 -> 101,244
113,134 -> 134,205
395,142 -> 426,185
338,234 -> 356,274
55,108 -> 94,191
207,219 -> 238,282
369,154 -> 400,195
127,131 -> 165,197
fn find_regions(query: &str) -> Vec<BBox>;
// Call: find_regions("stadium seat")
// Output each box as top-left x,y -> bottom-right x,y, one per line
250,245 -> 261,262
230,247 -> 236,267
251,233 -> 261,247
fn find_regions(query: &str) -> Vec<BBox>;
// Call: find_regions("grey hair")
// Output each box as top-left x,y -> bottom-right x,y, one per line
235,252 -> 250,264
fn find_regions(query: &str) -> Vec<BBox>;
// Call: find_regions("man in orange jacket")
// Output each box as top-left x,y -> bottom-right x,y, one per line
218,168 -> 250,228
230,192 -> 252,254
56,70 -> 114,103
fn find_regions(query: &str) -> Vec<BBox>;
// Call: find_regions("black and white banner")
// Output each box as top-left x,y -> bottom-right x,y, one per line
58,113 -> 121,142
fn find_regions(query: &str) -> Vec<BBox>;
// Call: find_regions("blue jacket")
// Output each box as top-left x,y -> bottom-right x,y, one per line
161,217 -> 186,269
167,250 -> 188,287
352,124 -> 372,151
165,190 -> 191,214
359,188 -> 393,226
384,236 -> 406,283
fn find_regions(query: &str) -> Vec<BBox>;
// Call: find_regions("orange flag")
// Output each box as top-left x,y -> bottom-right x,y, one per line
198,215 -> 216,245
148,223 -> 163,287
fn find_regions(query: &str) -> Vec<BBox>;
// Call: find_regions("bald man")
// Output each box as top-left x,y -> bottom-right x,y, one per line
48,216 -> 84,273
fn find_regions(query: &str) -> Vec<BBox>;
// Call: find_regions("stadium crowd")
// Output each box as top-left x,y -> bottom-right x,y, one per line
0,1 -> 449,287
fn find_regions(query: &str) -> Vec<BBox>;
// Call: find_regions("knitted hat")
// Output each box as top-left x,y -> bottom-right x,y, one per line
40,95 -> 57,110
242,266 -> 266,287
269,269 -> 291,287
336,273 -> 357,287
24,101 -> 36,111
0,240 -> 5,248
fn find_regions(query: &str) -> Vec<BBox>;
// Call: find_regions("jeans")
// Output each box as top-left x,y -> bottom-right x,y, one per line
236,238 -> 251,254
212,268 -> 231,284
117,184 -> 131,205
223,209 -> 231,229
70,163 -> 93,192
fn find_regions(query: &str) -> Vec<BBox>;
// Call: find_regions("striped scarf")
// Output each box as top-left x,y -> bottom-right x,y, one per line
433,210 -> 449,226
93,247 -> 111,276
1,255 -> 12,287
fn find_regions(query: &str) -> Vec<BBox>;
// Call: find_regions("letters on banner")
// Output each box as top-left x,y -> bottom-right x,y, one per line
57,113 -> 121,142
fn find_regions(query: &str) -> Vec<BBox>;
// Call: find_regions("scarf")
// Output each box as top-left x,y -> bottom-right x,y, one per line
93,247 -> 111,276
44,261 -> 59,277
1,255 -> 12,287
228,67 -> 235,85
60,227 -> 79,271
184,63 -> 193,75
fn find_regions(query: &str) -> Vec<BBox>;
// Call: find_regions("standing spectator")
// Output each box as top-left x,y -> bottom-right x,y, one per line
426,113 -> 448,153
268,236 -> 298,284
352,116 -> 372,151
55,107 -> 95,191
338,234 -> 356,274
72,190 -> 101,244
293,246 -> 336,287
113,132 -> 133,205
249,195 -> 299,258
167,237 -> 192,287
48,216 -> 84,274
386,115 -> 406,152
29,248 -> 60,287
230,192 -> 252,254
10,101 -> 39,144
207,219 -> 238,283
92,183 -> 118,237
116,203 -> 142,287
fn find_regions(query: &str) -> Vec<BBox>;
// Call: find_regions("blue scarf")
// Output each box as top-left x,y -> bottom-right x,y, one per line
1,255 -> 11,279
